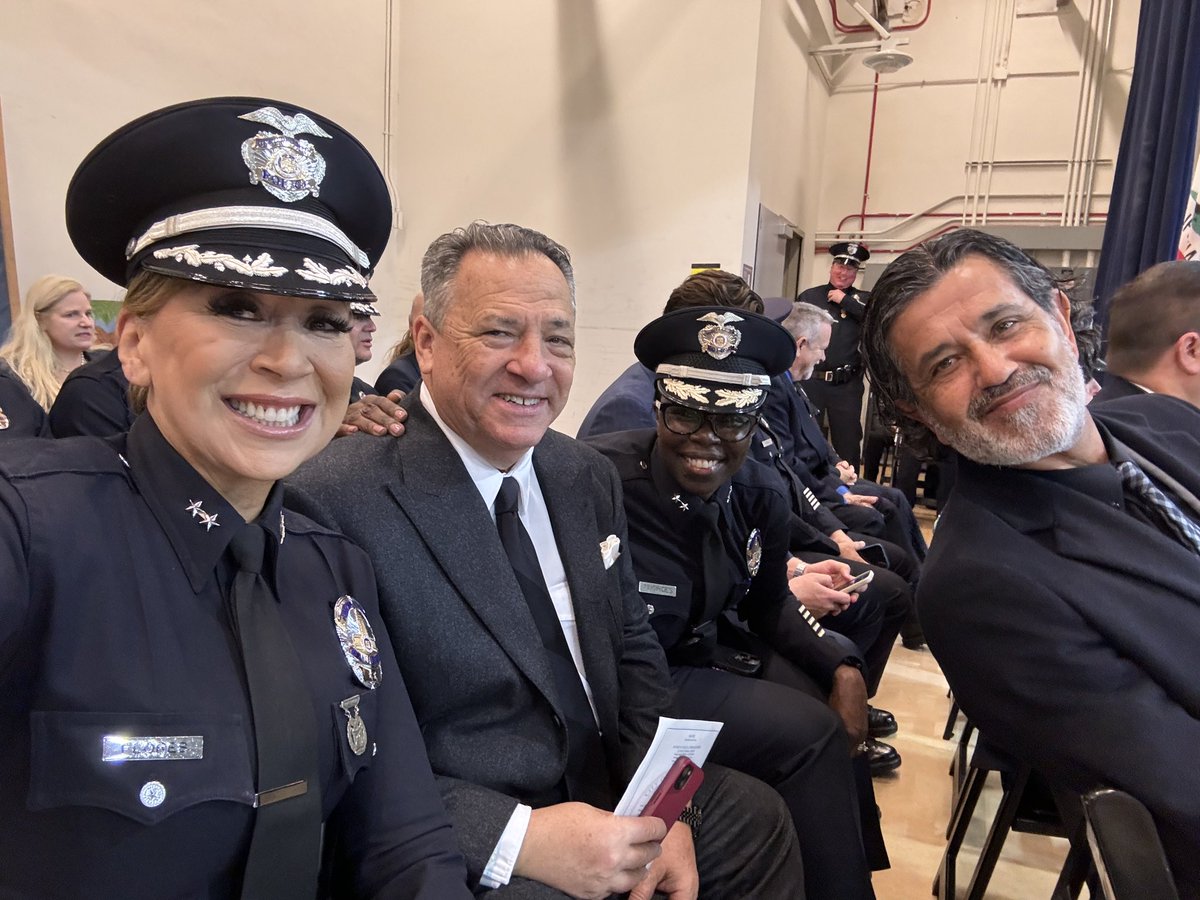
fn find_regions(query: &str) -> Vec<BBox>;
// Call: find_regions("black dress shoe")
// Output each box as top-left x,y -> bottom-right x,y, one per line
863,738 -> 901,776
868,705 -> 898,738
901,634 -> 927,651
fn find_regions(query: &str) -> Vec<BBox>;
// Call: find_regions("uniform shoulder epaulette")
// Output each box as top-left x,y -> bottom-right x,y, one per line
0,436 -> 127,481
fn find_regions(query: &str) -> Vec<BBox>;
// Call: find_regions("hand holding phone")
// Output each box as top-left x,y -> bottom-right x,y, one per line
838,570 -> 874,594
640,756 -> 704,829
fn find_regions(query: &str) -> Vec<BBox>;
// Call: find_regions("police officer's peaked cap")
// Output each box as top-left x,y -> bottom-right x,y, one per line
67,97 -> 392,302
761,297 -> 795,323
829,241 -> 870,267
635,306 -> 795,415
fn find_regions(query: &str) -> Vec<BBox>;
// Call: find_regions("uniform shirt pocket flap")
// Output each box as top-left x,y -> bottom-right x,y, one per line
29,710 -> 253,826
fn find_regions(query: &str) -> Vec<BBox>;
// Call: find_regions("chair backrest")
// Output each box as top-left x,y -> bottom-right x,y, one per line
1083,788 -> 1180,900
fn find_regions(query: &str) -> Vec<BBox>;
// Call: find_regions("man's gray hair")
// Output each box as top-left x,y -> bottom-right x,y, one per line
420,222 -> 575,327
782,303 -> 836,343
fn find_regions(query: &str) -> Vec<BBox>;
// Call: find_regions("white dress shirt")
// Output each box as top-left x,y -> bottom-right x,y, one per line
420,384 -> 598,888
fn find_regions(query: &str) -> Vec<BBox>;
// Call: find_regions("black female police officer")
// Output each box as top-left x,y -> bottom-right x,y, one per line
0,98 -> 471,898
586,307 -> 884,900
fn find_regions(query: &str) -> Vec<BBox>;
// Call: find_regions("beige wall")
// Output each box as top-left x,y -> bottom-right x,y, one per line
0,0 -> 1146,435
813,0 -> 1138,283
0,0 -> 390,299
387,2 -> 763,432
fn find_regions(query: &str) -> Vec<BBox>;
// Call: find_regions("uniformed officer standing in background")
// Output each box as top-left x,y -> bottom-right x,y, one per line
0,97 -> 470,898
588,305 -> 886,900
797,241 -> 872,468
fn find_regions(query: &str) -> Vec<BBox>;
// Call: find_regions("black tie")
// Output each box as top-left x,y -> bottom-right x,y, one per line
493,477 -> 610,807
695,499 -> 728,626
795,382 -> 818,417
228,524 -> 323,899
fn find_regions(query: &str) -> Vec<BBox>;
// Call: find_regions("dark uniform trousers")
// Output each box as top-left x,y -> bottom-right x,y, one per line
485,764 -> 805,900
792,554 -> 909,697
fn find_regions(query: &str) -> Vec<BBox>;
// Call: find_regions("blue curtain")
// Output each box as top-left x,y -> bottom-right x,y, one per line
1094,0 -> 1200,327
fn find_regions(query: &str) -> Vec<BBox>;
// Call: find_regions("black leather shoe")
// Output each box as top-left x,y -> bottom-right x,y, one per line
864,738 -> 901,776
901,633 -> 927,651
868,705 -> 898,737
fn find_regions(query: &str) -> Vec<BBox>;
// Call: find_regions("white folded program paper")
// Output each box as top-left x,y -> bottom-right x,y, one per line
613,717 -> 723,817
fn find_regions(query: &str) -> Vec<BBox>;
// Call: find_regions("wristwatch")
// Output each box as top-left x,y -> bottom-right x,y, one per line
678,803 -> 703,840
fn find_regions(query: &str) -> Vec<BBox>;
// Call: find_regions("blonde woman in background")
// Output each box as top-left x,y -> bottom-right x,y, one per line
0,276 -> 95,409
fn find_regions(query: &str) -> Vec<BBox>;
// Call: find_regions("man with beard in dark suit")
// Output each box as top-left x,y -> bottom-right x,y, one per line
289,223 -> 803,899
862,228 -> 1200,898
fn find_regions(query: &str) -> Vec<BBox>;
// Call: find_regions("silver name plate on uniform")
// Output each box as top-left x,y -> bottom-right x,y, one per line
102,735 -> 204,762
638,582 -> 678,597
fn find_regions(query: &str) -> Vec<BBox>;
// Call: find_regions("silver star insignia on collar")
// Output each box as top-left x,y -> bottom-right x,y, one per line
186,499 -> 220,531
671,494 -> 690,511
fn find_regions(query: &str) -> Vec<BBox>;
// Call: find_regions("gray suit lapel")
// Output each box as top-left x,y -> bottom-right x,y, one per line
387,401 -> 561,712
536,443 -> 622,737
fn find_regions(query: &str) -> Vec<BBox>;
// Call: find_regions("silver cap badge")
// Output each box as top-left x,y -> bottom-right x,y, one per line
697,312 -> 744,360
239,107 -> 332,203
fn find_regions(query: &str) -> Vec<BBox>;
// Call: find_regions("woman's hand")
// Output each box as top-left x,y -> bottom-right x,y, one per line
338,390 -> 407,437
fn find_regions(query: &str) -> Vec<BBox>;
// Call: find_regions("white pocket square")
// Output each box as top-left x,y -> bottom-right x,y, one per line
600,535 -> 621,569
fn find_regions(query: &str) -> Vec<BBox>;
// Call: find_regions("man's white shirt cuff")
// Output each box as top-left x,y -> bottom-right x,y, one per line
479,803 -> 532,889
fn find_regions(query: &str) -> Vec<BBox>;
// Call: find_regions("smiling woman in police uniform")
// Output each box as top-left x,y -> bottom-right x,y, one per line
0,98 -> 470,898
587,307 -> 885,900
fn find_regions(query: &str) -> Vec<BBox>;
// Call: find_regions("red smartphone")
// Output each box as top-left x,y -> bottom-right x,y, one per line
639,756 -> 704,828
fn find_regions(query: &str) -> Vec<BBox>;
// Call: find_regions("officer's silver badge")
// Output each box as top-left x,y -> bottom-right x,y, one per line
746,528 -> 763,576
0,406 -> 8,429
340,695 -> 368,756
696,312 -> 744,360
846,243 -> 859,257
334,595 -> 382,689
239,107 -> 332,203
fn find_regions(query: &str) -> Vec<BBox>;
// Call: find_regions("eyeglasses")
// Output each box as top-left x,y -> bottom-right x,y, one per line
657,403 -> 759,442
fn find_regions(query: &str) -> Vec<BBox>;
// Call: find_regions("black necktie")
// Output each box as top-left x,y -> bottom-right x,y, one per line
795,383 -> 818,417
228,524 -> 323,899
695,499 -> 728,626
493,477 -> 610,807
1116,460 -> 1200,556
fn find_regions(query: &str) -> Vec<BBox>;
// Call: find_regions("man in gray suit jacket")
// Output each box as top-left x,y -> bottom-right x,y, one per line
289,223 -> 804,899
